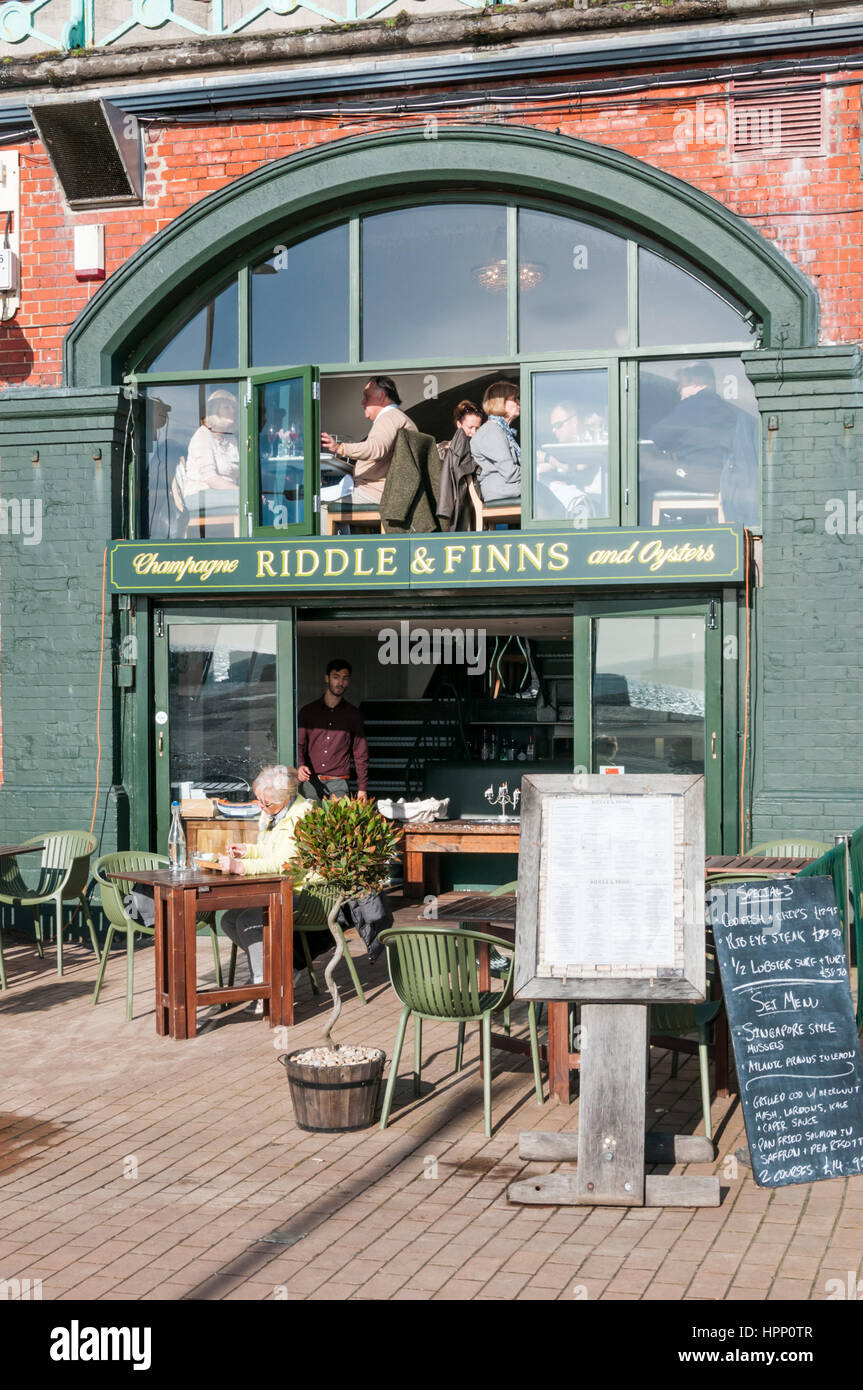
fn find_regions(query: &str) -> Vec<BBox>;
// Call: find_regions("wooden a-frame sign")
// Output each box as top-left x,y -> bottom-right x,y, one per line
508,774 -> 720,1209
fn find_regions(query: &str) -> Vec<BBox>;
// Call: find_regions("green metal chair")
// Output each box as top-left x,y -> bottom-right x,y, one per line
650,1000 -> 723,1141
225,882 -> 368,1005
378,925 -> 543,1138
0,831 -> 99,981
92,852 -> 224,1022
748,838 -> 832,859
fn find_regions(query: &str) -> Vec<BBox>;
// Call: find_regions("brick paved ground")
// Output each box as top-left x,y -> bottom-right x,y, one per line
1,906 -> 862,1303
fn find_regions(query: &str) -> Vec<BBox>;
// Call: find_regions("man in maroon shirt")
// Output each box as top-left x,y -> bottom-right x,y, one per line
297,659 -> 369,802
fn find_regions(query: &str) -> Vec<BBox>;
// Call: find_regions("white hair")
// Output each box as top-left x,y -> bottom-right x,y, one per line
252,765 -> 298,803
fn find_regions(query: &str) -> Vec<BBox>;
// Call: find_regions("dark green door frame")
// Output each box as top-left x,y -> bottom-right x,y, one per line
248,365 -> 320,537
151,604 -> 296,852
572,592 -> 729,853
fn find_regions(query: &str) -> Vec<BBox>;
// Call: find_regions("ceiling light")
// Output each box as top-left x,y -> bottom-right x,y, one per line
472,259 -> 546,294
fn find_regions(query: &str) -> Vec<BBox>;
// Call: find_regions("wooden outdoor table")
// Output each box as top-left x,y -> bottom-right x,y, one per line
106,868 -> 294,1039
705,854 -> 812,876
437,891 -> 578,1106
0,843 -> 44,856
402,819 -> 520,898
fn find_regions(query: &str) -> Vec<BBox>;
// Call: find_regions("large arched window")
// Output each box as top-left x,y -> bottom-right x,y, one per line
129,198 -> 760,540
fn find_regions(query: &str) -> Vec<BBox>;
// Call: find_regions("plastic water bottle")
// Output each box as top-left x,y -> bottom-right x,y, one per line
168,801 -> 187,872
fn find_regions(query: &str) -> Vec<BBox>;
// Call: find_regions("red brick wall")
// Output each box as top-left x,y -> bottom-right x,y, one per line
2,57 -> 861,388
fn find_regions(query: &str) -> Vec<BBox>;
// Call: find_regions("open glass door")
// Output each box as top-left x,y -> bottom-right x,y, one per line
573,597 -> 724,851
152,607 -> 295,851
522,361 -> 620,528
248,366 -> 319,536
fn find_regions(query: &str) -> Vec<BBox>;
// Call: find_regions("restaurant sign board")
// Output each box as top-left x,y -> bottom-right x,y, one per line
710,875 -> 863,1188
109,526 -> 743,593
508,773 -> 717,1210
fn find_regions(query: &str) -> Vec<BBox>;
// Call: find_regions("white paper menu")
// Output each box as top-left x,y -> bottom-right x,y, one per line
541,795 -> 676,970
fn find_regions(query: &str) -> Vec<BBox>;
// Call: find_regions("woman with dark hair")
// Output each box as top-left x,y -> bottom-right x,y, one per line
469,381 -> 521,503
437,399 -> 484,530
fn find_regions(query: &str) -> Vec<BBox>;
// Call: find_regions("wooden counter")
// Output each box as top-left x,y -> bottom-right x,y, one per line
182,816 -> 259,859
402,818 -> 520,897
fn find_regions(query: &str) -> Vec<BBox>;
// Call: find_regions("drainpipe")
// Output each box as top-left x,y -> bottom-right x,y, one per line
834,832 -> 853,977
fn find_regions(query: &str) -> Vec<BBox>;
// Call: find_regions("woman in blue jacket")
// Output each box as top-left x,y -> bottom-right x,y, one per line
470,381 -> 521,504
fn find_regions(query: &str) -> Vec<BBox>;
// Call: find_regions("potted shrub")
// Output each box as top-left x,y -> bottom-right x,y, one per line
278,797 -> 403,1132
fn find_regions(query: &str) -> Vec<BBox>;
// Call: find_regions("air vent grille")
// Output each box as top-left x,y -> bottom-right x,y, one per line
731,78 -> 824,159
28,99 -> 142,210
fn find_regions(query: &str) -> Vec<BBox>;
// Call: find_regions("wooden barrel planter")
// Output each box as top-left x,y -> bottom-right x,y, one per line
279,1048 -> 386,1132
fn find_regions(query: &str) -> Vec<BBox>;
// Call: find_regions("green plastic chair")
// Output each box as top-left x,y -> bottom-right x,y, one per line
748,838 -> 832,859
650,1001 -> 722,1141
0,831 -> 98,981
92,852 -> 224,1022
378,925 -> 543,1138
225,882 -> 368,1005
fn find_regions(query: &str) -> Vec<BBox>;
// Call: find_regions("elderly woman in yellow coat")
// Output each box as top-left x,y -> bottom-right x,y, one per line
218,764 -> 326,1013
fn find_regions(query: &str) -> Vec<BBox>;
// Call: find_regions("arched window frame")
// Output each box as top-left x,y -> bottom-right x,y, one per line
63,126 -> 817,539
127,192 -> 759,377
125,193 -> 762,538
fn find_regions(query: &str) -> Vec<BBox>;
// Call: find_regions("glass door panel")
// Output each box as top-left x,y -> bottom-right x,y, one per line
167,622 -> 278,796
524,363 -> 618,527
153,610 -> 294,850
592,616 -> 705,775
250,366 -> 319,536
573,598 -> 725,850
143,381 -> 242,540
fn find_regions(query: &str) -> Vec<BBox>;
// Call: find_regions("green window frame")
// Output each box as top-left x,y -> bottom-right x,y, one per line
125,196 -> 759,542
151,605 -> 296,853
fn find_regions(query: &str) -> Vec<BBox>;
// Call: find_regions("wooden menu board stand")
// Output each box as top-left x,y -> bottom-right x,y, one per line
507,774 -> 719,1210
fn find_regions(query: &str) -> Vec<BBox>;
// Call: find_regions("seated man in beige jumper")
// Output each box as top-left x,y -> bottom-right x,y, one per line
321,376 -> 416,505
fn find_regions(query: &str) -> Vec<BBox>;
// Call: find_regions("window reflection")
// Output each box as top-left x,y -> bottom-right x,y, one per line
168,623 -> 278,794
251,225 -> 349,367
146,279 -> 238,373
259,377 -> 306,528
639,248 -> 755,348
593,617 -> 705,775
144,383 -> 241,539
362,205 -> 508,361
519,210 -> 628,353
638,358 -> 759,527
531,369 -> 609,522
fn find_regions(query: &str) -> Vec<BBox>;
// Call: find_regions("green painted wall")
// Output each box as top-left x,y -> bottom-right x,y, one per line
0,387 -> 127,849
744,346 -> 863,844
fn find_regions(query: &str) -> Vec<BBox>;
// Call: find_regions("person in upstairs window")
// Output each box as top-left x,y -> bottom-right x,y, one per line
297,659 -> 369,803
183,388 -> 240,497
321,376 -> 416,505
651,362 -> 758,525
469,381 -> 522,505
437,399 -> 484,530
535,400 -> 608,521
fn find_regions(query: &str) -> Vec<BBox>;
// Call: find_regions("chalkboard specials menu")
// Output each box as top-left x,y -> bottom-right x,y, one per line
710,875 -> 863,1188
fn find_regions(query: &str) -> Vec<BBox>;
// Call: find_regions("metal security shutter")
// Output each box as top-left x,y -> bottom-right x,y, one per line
730,78 -> 824,159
